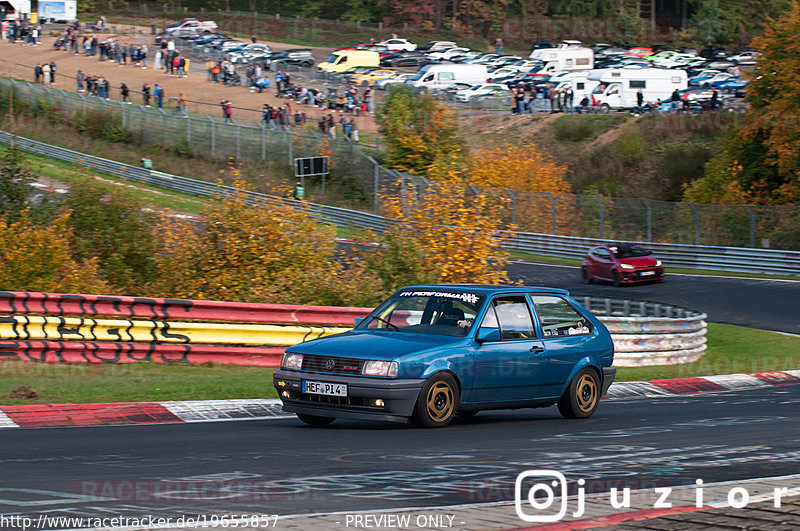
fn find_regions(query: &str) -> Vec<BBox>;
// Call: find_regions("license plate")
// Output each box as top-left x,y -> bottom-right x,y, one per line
302,380 -> 348,397
641,271 -> 656,276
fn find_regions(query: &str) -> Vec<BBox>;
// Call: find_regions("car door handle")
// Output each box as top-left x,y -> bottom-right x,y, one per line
530,346 -> 545,353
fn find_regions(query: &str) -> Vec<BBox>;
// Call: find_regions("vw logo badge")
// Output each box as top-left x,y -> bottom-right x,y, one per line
326,359 -> 336,370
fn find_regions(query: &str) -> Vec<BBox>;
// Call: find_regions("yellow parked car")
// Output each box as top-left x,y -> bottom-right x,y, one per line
350,69 -> 398,86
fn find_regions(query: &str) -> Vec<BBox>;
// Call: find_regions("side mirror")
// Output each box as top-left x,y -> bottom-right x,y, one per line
476,327 -> 501,343
354,317 -> 364,328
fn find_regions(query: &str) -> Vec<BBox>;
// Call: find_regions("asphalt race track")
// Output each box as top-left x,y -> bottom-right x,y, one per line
507,260 -> 800,335
1,386 -> 799,528
0,262 -> 798,529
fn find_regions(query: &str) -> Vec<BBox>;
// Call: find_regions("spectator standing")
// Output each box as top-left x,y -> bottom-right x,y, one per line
221,99 -> 233,123
670,89 -> 680,111
154,49 -> 162,70
154,84 -> 164,108
142,82 -> 151,106
49,62 -> 57,84
76,70 -> 85,91
34,64 -> 43,84
495,37 -> 503,55
41,63 -> 50,84
121,82 -> 130,103
178,92 -> 188,116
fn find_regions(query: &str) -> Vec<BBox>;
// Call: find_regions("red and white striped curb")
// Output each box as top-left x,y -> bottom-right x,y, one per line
605,369 -> 800,399
1,371 -> 798,428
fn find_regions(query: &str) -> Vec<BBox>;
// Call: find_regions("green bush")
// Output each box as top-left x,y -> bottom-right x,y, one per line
553,115 -> 628,142
613,128 -> 645,164
172,140 -> 194,159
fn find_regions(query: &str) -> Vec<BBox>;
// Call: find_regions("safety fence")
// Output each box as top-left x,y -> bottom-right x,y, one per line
2,129 -> 799,275
4,75 -> 800,248
0,291 -> 705,367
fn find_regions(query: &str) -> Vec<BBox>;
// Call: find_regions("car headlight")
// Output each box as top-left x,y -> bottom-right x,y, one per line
619,263 -> 635,269
362,360 -> 399,377
281,353 -> 303,370
655,260 -> 662,267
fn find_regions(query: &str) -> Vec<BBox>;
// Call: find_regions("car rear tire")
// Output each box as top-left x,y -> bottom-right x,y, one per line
296,413 -> 335,427
581,267 -> 593,284
411,373 -> 459,428
557,368 -> 600,419
611,269 -> 622,287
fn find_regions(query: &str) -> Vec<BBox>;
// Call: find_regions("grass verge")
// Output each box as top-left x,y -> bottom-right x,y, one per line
615,323 -> 800,382
0,361 -> 277,405
0,324 -> 795,405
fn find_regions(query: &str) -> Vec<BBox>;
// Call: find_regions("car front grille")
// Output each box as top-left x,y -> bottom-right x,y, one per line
299,394 -> 366,406
301,354 -> 364,375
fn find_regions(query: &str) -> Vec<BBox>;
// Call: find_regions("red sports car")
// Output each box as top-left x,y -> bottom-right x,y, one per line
581,243 -> 664,286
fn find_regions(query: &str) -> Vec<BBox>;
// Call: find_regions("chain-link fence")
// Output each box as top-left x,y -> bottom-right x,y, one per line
3,77 -> 799,249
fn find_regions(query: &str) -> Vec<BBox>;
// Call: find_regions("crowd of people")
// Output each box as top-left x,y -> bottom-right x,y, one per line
5,18 -> 369,140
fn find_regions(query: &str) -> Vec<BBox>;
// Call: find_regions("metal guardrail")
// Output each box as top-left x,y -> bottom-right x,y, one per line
581,297 -> 707,366
1,131 -> 799,276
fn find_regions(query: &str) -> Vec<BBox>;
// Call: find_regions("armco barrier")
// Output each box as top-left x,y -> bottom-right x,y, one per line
580,297 -> 707,367
1,130 -> 798,275
0,291 -> 705,367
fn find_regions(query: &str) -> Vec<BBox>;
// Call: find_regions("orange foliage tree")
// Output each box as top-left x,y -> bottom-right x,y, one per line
744,1 -> 800,199
373,153 -> 514,286
0,211 -> 109,293
377,86 -> 463,176
467,142 -> 574,232
149,171 -> 383,306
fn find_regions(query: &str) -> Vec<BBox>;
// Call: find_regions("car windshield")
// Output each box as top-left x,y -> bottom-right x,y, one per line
609,244 -> 650,258
357,290 -> 485,337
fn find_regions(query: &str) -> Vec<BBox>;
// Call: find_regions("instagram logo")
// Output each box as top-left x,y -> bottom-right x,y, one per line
514,470 -> 569,523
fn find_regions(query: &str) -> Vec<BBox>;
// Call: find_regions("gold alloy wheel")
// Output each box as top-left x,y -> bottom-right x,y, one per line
576,373 -> 598,413
426,381 -> 455,422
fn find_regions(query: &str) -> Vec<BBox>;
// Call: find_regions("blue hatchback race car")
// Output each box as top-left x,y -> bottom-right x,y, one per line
273,284 -> 615,427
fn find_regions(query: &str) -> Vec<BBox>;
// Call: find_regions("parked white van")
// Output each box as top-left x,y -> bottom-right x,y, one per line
408,64 -> 489,89
587,67 -> 688,111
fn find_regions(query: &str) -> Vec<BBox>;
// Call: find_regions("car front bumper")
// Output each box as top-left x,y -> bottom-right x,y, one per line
273,369 -> 425,423
620,268 -> 664,283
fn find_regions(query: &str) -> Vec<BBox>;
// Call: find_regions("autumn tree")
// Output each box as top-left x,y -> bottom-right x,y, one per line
687,2 -> 800,205
373,153 -> 513,285
377,85 -> 464,177
63,178 -> 159,293
0,211 -> 108,293
149,168 -> 383,307
466,141 -> 574,232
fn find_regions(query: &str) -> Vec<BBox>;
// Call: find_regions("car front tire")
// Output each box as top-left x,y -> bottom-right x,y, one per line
581,267 -> 593,284
411,373 -> 459,428
612,269 -> 622,287
557,368 -> 600,419
296,413 -> 335,426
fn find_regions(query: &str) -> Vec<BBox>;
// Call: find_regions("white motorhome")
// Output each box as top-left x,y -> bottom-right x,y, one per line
587,66 -> 688,111
1,0 -> 31,20
549,71 -> 601,102
528,40 -> 594,74
408,64 -> 489,89
38,1 -> 77,22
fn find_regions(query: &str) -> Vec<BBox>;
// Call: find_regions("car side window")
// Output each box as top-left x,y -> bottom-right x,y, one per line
531,295 -> 592,338
481,296 -> 536,340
